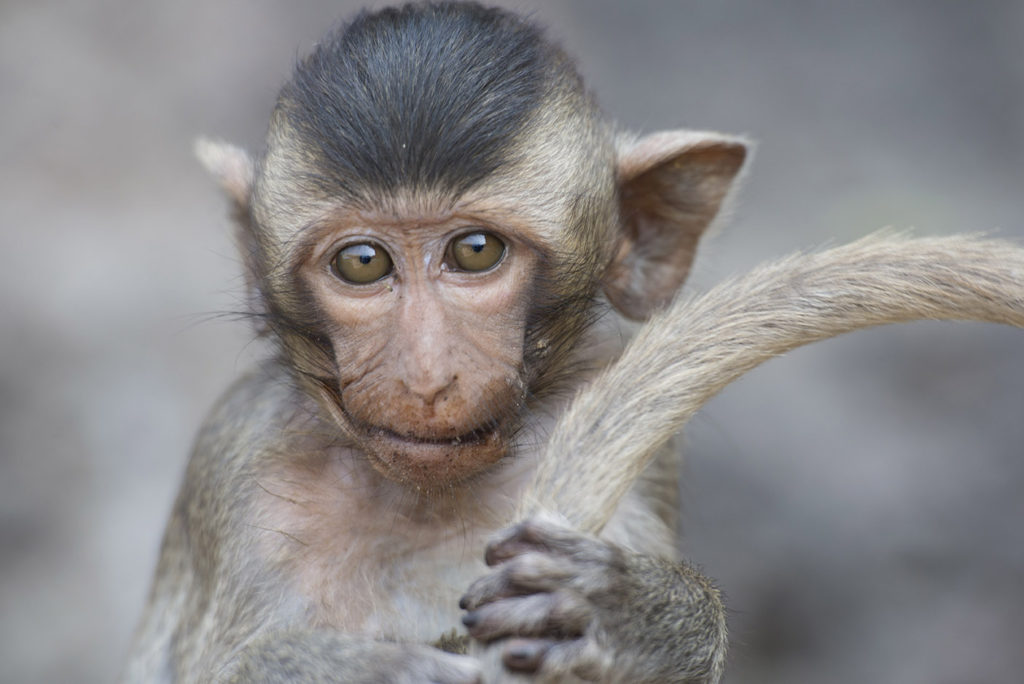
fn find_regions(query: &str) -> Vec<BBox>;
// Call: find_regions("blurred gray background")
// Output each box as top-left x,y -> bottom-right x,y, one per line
2,1 -> 1022,683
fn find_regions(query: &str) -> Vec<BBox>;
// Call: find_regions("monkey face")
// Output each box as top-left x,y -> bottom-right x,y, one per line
294,199 -> 542,491
206,4 -> 745,495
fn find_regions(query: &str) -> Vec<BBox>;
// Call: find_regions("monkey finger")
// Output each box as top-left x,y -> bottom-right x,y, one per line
460,551 -> 574,610
500,637 -> 555,673
529,637 -> 612,682
485,515 -> 606,566
462,590 -> 590,643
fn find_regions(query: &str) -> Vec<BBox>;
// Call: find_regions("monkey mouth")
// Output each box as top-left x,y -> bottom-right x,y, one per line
371,423 -> 499,447
355,420 -> 510,490
324,390 -> 518,490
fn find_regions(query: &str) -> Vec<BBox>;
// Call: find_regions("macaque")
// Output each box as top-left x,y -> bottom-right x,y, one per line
123,3 -> 1024,683
125,4 -> 743,682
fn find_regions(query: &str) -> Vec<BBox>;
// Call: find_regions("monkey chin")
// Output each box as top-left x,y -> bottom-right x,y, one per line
360,427 -> 509,494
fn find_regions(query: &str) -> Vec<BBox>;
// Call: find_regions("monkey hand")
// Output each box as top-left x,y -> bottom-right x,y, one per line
459,515 -> 725,683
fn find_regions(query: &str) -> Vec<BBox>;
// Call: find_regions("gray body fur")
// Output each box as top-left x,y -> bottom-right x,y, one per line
124,359 -> 716,682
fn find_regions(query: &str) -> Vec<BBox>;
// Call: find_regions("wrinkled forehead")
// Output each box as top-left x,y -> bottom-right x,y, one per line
252,100 -> 615,254
465,99 -> 617,248
251,4 -> 620,257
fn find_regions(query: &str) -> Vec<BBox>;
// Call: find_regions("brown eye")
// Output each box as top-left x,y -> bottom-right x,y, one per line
450,232 -> 505,272
332,242 -> 393,284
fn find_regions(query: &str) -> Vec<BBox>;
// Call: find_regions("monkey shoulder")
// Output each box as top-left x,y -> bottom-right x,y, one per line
190,361 -> 305,472
170,365 -> 298,535
125,364 -> 311,681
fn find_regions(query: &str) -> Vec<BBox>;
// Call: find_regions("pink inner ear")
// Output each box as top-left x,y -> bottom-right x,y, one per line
606,133 -> 748,321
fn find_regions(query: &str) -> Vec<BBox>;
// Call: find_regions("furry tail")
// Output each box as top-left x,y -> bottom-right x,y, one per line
526,234 -> 1024,531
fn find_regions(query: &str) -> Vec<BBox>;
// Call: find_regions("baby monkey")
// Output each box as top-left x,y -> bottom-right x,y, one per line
126,4 -> 1024,683
125,3 -> 744,683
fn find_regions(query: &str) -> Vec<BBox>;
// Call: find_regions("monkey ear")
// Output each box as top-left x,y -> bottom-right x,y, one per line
194,137 -> 254,212
604,131 -> 748,320
195,138 -> 269,328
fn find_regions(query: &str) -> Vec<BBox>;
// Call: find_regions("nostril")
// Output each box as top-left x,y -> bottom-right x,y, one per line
404,373 -> 457,406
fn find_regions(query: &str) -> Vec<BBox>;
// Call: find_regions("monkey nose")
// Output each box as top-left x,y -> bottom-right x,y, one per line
404,373 -> 457,407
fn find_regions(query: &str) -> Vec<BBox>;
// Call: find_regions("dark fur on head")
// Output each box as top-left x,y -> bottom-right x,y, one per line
247,2 -> 614,427
278,2 -> 564,203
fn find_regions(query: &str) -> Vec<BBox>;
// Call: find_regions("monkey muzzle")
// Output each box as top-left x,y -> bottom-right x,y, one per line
358,422 -> 509,491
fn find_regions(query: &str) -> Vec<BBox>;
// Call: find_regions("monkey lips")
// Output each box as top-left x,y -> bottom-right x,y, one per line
359,422 -> 510,491
327,386 -> 519,492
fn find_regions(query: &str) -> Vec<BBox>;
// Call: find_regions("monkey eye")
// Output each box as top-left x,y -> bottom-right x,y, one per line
449,232 -> 506,272
332,242 -> 393,284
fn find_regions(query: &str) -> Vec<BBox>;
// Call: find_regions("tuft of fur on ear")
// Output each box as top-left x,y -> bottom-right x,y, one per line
195,138 -> 267,329
195,137 -> 254,211
605,130 -> 749,320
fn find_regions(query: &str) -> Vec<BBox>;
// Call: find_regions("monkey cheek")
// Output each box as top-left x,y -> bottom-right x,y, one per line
362,430 -> 508,492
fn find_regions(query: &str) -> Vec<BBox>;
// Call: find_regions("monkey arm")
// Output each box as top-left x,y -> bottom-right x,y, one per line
124,368 -> 306,682
529,234 -> 1024,534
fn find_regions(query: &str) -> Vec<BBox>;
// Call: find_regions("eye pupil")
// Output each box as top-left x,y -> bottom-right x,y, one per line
333,242 -> 393,284
451,232 -> 505,272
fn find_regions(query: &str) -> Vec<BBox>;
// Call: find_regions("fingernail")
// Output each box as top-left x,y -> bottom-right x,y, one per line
461,612 -> 478,628
505,644 -> 536,662
503,641 -> 545,673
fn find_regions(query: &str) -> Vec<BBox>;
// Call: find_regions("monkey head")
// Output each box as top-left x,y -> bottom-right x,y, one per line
197,3 -> 746,493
